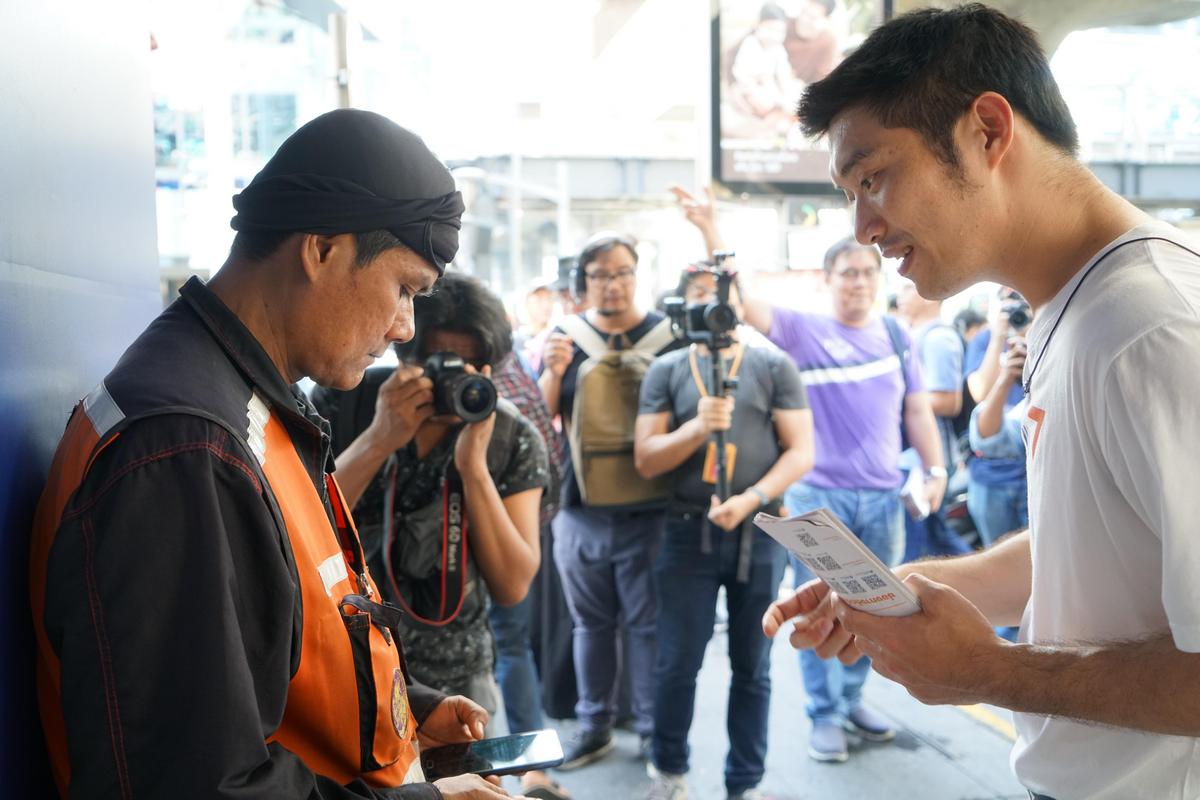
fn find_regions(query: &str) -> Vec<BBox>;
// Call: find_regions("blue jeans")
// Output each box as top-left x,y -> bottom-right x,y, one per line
902,468 -> 972,561
966,478 -> 1028,547
783,482 -> 904,725
488,592 -> 544,734
553,506 -> 664,736
651,512 -> 787,794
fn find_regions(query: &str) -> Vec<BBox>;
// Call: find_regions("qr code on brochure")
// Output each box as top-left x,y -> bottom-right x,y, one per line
861,573 -> 887,591
841,577 -> 865,594
796,531 -> 819,548
815,554 -> 841,572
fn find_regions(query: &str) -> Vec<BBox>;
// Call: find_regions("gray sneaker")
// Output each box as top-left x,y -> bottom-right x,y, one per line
807,720 -> 849,763
558,727 -> 614,771
645,763 -> 688,800
844,705 -> 896,743
727,790 -> 796,800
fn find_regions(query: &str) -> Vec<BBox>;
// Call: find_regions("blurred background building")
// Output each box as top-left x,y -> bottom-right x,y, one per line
149,0 -> 1200,320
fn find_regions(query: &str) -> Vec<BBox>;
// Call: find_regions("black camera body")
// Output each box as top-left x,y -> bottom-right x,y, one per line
1003,299 -> 1032,331
663,259 -> 739,351
423,352 -> 497,423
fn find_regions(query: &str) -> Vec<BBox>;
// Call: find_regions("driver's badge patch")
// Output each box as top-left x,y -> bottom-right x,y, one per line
391,668 -> 409,736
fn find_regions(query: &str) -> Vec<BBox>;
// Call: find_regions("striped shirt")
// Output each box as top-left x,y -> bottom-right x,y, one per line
768,308 -> 923,490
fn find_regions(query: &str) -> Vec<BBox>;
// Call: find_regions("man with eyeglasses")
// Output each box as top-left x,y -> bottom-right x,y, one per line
673,188 -> 945,765
537,233 -> 683,770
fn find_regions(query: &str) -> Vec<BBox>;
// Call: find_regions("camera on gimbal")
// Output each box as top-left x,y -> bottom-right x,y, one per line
662,252 -> 740,351
423,352 -> 497,423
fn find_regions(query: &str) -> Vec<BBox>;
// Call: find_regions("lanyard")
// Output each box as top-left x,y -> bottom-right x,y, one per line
687,342 -> 746,397
1023,236 -> 1200,397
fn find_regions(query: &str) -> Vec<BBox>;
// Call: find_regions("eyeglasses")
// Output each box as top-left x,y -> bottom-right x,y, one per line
834,266 -> 881,281
585,269 -> 636,286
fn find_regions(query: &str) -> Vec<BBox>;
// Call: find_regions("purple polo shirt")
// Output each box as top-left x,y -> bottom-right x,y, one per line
769,308 -> 923,491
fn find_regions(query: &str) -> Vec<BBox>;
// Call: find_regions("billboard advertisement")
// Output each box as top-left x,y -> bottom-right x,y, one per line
712,0 -> 892,194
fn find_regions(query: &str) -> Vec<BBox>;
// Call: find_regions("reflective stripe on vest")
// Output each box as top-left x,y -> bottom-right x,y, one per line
259,412 -> 420,785
30,393 -> 421,793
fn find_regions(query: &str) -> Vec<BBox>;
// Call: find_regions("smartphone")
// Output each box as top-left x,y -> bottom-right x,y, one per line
421,728 -> 564,781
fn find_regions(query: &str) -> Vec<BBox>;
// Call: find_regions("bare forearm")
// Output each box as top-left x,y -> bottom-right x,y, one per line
332,428 -> 394,508
538,371 -> 562,418
461,472 -> 539,606
985,633 -> 1200,735
898,530 -> 1032,626
752,444 -> 812,502
635,417 -> 708,479
974,376 -> 1014,438
967,337 -> 1005,402
928,390 -> 961,418
904,400 -> 944,471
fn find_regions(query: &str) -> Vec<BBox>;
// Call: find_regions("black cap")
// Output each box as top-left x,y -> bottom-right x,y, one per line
230,109 -> 464,272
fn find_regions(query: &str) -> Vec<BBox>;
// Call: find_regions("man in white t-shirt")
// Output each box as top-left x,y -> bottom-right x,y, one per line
762,6 -> 1200,800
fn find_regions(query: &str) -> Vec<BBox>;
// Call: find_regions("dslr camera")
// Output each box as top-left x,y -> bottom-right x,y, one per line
423,352 -> 497,423
662,255 -> 739,351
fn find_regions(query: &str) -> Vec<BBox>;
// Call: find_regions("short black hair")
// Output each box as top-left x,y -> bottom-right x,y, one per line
574,232 -> 639,296
392,271 -> 513,368
954,307 -> 986,335
673,266 -> 743,301
228,228 -> 408,267
798,4 -> 1078,168
759,2 -> 787,23
822,235 -> 881,275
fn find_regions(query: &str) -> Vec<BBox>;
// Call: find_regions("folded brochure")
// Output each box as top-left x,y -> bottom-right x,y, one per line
754,507 -> 921,617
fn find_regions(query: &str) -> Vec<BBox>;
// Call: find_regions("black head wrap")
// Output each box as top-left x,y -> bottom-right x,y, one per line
230,109 -> 463,273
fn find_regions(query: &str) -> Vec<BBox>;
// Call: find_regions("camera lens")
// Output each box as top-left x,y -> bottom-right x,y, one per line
705,303 -> 738,333
453,375 -> 497,422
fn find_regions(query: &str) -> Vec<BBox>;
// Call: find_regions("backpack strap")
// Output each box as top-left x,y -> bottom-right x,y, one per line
557,315 -> 609,359
631,317 -> 675,355
881,315 -> 912,395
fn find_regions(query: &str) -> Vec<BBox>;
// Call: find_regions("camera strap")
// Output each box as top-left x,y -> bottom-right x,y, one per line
686,342 -> 746,396
688,342 -> 746,557
381,455 -> 470,628
1023,235 -> 1200,398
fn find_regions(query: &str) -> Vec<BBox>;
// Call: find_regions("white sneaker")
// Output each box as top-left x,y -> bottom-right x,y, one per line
645,762 -> 689,800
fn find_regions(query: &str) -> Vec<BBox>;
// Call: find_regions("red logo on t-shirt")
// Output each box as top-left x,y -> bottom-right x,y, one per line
1023,406 -> 1046,460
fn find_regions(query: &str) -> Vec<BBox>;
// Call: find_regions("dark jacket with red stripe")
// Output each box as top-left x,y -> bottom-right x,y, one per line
30,277 -> 445,799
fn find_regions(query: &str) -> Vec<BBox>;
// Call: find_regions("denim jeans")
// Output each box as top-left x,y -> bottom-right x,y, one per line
488,592 -> 544,734
902,468 -> 972,562
966,478 -> 1029,547
651,511 -> 786,794
783,482 -> 903,725
553,506 -> 664,736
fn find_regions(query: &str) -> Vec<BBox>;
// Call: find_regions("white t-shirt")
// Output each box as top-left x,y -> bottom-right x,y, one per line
1012,223 -> 1200,799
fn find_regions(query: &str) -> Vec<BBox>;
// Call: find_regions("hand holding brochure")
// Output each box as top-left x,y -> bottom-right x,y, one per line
754,507 -> 921,617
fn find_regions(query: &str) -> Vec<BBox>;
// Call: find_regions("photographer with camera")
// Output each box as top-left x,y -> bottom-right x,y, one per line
673,186 -> 946,763
962,288 -> 1032,549
537,233 -> 682,770
313,273 -> 551,754
634,266 -> 813,800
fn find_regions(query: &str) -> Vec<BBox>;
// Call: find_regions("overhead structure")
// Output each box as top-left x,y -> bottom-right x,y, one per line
893,0 -> 1200,52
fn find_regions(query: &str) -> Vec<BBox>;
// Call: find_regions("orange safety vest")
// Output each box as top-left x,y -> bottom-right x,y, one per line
31,386 -> 422,795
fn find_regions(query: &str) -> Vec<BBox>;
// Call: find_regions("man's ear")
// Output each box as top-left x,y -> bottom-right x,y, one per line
298,233 -> 355,283
964,91 -> 1015,171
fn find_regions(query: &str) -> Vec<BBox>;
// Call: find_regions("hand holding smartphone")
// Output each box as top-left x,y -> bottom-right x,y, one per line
421,728 -> 564,781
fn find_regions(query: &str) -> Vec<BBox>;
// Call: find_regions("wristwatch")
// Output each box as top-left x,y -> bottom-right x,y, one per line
924,465 -> 948,479
747,486 -> 771,508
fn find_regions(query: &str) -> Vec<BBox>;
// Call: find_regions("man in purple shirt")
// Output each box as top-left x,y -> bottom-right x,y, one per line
672,187 -> 947,764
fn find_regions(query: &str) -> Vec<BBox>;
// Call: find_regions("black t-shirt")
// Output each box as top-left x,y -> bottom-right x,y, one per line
311,388 -> 550,686
547,311 -> 683,509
